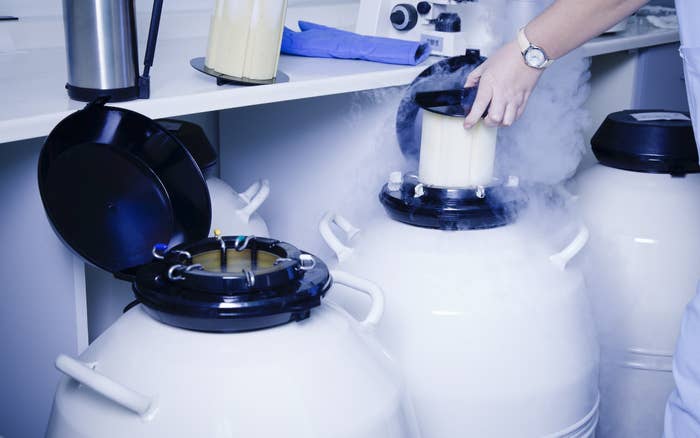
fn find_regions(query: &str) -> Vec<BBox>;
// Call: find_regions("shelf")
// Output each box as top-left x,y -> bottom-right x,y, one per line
0,35 -> 435,144
0,12 -> 679,144
583,18 -> 679,58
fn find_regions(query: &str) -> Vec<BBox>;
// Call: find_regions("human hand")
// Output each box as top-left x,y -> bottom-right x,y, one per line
463,41 -> 544,128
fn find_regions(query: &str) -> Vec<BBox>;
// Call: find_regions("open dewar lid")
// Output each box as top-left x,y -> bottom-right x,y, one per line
37,99 -> 212,276
592,110 -> 699,174
38,101 -> 331,332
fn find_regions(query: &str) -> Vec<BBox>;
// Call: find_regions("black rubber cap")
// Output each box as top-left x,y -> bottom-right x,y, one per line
434,13 -> 461,32
592,110 -> 699,174
417,1 -> 431,15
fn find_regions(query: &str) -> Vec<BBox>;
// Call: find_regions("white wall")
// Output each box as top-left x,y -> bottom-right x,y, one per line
0,137 -> 86,438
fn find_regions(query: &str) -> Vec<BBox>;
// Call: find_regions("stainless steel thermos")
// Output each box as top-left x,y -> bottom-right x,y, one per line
62,0 -> 163,102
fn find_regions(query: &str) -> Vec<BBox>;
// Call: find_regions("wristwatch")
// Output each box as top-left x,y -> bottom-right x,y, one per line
517,27 -> 553,69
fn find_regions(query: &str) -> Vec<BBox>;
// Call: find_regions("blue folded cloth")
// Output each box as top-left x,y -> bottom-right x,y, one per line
281,21 -> 431,66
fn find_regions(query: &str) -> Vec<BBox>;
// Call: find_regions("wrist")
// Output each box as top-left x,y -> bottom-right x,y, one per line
518,27 -> 553,69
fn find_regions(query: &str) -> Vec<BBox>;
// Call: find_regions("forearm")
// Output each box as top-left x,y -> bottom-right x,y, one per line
526,0 -> 649,60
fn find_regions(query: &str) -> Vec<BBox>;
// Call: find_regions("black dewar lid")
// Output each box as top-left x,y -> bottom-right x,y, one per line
592,110 -> 699,174
38,102 -> 330,332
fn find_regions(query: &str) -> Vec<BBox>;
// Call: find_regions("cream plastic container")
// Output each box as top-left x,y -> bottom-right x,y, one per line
205,0 -> 287,81
419,111 -> 497,188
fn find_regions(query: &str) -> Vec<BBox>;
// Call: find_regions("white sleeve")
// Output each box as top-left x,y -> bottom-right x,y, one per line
665,283 -> 700,438
676,0 -> 700,160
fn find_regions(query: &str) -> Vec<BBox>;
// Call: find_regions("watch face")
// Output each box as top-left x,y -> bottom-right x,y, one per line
525,48 -> 546,68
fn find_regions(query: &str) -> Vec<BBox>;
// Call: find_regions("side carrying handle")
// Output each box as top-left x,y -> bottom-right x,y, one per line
549,225 -> 589,271
55,355 -> 155,417
319,212 -> 360,262
237,179 -> 270,223
330,270 -> 384,328
138,0 -> 164,99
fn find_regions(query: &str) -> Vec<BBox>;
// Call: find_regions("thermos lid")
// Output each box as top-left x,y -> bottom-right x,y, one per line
592,110 -> 699,174
134,236 -> 331,332
38,100 -> 212,275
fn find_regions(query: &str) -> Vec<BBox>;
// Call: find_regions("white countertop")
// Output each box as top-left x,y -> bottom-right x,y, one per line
0,11 -> 679,144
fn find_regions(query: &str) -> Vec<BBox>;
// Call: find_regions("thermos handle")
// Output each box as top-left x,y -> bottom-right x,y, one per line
237,179 -> 270,223
55,355 -> 155,417
319,212 -> 360,262
549,225 -> 590,271
330,270 -> 384,328
138,0 -> 164,98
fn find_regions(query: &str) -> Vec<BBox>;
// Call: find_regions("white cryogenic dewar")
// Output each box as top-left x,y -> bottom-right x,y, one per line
575,110 -> 700,438
206,177 -> 271,237
46,278 -> 418,437
205,0 -> 287,80
319,205 -> 600,438
419,111 -> 497,187
46,235 -> 420,438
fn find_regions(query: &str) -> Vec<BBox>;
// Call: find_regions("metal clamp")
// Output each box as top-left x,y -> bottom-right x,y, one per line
151,243 -> 168,260
167,264 -> 202,281
234,235 -> 255,252
242,268 -> 255,287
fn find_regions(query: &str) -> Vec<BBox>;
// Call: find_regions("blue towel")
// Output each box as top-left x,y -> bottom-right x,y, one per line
281,21 -> 431,66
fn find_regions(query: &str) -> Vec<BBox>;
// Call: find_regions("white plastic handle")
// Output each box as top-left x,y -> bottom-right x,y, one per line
554,184 -> 579,204
549,225 -> 590,271
319,212 -> 360,262
330,270 -> 384,328
55,354 -> 155,417
237,179 -> 270,223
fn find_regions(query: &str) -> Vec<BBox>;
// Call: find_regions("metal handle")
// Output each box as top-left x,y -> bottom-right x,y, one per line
319,212 -> 360,262
138,0 -> 164,98
55,355 -> 155,417
237,179 -> 270,223
549,225 -> 589,271
142,0 -> 163,76
330,270 -> 384,328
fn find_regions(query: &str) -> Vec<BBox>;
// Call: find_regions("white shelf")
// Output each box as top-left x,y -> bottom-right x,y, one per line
0,34 -> 434,144
0,12 -> 679,144
583,18 -> 679,58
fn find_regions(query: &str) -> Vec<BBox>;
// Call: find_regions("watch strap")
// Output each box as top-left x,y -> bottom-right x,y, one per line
517,27 -> 530,54
518,27 -> 553,69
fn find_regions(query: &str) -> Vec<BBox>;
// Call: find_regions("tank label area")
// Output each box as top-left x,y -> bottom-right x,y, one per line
630,112 -> 690,122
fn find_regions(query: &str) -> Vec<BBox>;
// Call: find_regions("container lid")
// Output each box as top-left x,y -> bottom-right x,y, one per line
396,49 -> 486,158
38,100 -> 211,275
591,110 -> 699,174
414,87 -> 479,118
156,119 -> 218,172
379,175 -> 524,230
134,236 -> 331,332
